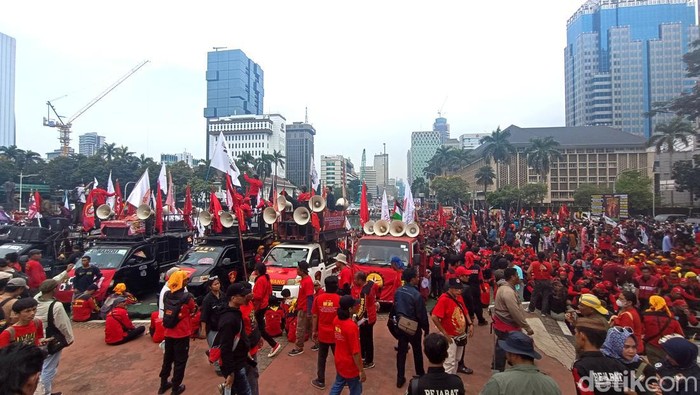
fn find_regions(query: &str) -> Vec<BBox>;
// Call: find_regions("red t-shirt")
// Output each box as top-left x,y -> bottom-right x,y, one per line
0,319 -> 44,348
296,275 -> 314,313
333,316 -> 361,379
72,296 -> 97,322
530,261 -> 553,281
253,275 -> 272,310
312,292 -> 340,344
163,292 -> 197,339
338,266 -> 353,292
351,282 -> 378,324
25,259 -> 46,289
636,275 -> 662,300
431,293 -> 468,337
239,301 -> 260,355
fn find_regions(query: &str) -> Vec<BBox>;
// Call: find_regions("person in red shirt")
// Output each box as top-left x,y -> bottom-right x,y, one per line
297,186 -> 312,203
0,298 -> 44,348
335,254 -> 353,296
329,295 -> 365,395
526,252 -> 553,316
351,271 -> 379,370
288,261 -> 314,356
158,271 -> 196,395
608,291 -> 644,354
431,278 -> 473,374
24,250 -> 46,296
252,263 -> 281,358
243,173 -> 263,205
311,276 -> 341,390
104,297 -> 145,345
71,284 -> 100,322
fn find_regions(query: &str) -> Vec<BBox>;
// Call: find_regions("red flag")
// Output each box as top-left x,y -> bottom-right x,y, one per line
82,189 -> 95,229
470,214 -> 477,233
227,175 -> 247,232
155,187 -> 164,233
114,180 -> 123,218
438,204 -> 446,227
311,212 -> 321,231
209,191 -> 223,233
546,207 -> 552,218
183,185 -> 193,230
359,182 -> 369,227
530,208 -> 535,219
520,208 -> 526,216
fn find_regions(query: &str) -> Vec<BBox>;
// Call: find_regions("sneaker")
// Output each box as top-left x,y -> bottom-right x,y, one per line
311,344 -> 319,352
288,348 -> 304,357
311,379 -> 325,390
268,343 -> 282,358
157,382 -> 173,395
363,362 -> 375,369
458,365 -> 474,374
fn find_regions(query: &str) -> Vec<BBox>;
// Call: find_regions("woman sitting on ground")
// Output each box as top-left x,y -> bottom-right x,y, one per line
104,297 -> 145,345
601,327 -> 659,395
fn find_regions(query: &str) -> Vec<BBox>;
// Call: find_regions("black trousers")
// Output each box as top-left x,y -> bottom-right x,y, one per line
359,323 -> 374,364
255,308 -> 278,348
159,336 -> 190,388
316,341 -> 335,384
396,330 -> 424,380
109,326 -> 145,345
468,285 -> 485,323
431,276 -> 444,297
528,280 -> 552,315
492,328 -> 509,372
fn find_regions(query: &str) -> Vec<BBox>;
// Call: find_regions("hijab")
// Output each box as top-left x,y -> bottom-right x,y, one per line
646,295 -> 672,317
167,270 -> 188,293
600,328 -> 640,364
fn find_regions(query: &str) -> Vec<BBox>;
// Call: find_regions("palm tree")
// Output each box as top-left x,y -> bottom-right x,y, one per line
430,146 -> 458,176
22,150 -> 43,165
411,177 -> 429,197
237,152 -> 255,170
135,154 -> 155,169
480,127 -> 516,187
114,145 -> 134,160
451,149 -> 473,173
271,150 -> 285,179
648,116 -> 697,206
0,145 -> 25,163
99,143 -> 118,161
254,154 -> 273,180
525,137 -> 563,181
475,166 -> 496,205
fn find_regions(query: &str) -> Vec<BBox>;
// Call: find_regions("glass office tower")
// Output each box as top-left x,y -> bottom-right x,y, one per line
204,49 -> 264,118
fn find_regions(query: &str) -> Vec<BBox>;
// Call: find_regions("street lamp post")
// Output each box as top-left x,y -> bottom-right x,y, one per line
18,172 -> 39,212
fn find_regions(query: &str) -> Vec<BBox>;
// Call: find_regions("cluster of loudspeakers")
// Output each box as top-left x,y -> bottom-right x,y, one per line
198,210 -> 236,228
261,194 -> 350,226
363,219 -> 420,238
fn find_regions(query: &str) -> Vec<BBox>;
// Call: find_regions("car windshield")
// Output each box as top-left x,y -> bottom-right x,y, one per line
85,248 -> 129,269
265,247 -> 309,268
355,240 -> 409,266
0,243 -> 31,258
180,246 -> 223,266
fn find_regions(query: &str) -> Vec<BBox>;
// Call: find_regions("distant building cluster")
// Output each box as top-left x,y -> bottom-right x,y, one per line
160,151 -> 194,167
78,132 -> 106,157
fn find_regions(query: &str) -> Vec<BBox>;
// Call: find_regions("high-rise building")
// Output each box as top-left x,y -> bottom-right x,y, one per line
320,155 -> 355,190
160,152 -> 194,166
406,150 -> 412,182
433,116 -> 450,143
207,114 -> 286,178
0,32 -> 16,148
364,167 -> 377,199
565,0 -> 699,137
286,122 -> 315,188
373,153 -> 389,195
78,132 -> 106,156
459,133 -> 485,150
204,49 -> 264,118
410,131 -> 441,182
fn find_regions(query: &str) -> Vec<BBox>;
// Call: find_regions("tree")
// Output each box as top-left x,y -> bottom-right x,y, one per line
647,116 -> 697,206
0,145 -> 25,163
475,166 -> 496,197
525,137 -> 563,180
480,127 -> 516,187
520,183 -> 548,206
99,143 -> 118,162
271,150 -> 285,179
615,171 -> 653,213
486,185 -> 521,210
411,177 -> 429,197
672,156 -> 700,206
237,153 -> 255,171
429,176 -> 470,205
427,146 -> 457,176
573,184 -> 612,209
114,145 -> 134,161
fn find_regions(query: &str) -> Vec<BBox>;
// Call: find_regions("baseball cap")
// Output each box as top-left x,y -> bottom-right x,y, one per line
579,293 -> 608,315
227,282 -> 252,298
498,331 -> 541,359
455,266 -> 469,277
28,249 -> 42,256
448,278 -> 463,289
339,294 -> 359,310
6,277 -> 29,290
39,279 -> 59,294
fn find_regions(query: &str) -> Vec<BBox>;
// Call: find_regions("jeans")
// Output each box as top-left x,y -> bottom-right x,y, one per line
295,310 -> 311,349
359,323 -> 374,364
255,308 -> 278,348
41,350 -> 61,395
444,339 -> 464,374
492,328 -> 510,372
246,354 -> 259,395
159,337 -> 190,388
528,280 -> 552,315
316,342 -> 335,384
328,374 -> 362,395
396,330 -> 425,381
224,367 -> 251,395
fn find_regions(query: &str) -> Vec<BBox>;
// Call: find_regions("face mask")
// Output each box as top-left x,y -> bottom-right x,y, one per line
616,299 -> 626,308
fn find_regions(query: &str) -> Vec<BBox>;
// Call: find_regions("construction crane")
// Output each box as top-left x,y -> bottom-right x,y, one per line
43,60 -> 150,156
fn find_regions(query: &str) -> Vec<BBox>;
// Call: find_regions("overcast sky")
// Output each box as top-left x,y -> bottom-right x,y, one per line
2,0 -> 582,182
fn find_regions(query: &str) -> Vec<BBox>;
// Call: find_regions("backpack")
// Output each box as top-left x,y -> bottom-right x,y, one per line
162,291 -> 191,329
0,298 -> 13,331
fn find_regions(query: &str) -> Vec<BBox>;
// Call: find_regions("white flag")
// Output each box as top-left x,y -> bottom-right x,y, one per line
381,190 -> 390,221
158,163 -> 168,194
210,132 -> 241,186
93,177 -> 99,188
404,183 -> 415,223
310,156 -> 319,190
126,169 -> 151,208
106,171 -> 115,209
64,190 -> 70,210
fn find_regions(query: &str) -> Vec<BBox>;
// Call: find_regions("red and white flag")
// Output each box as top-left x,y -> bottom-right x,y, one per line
126,169 -> 151,208
27,191 -> 42,219
106,171 -> 115,209
165,172 -> 176,213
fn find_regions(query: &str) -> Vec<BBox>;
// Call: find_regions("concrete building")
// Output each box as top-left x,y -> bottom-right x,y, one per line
565,0 -> 698,137
364,166 -> 377,199
373,153 -> 389,195
410,130 -> 441,182
207,114 -> 287,179
285,122 -> 315,188
443,138 -> 460,149
160,152 -> 194,166
459,133 -> 485,150
78,132 -> 106,156
406,150 -> 412,182
456,125 -> 653,203
0,32 -> 15,147
320,155 -> 355,190
46,148 -> 74,161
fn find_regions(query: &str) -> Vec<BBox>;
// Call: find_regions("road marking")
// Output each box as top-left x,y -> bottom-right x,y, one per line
558,320 -> 573,337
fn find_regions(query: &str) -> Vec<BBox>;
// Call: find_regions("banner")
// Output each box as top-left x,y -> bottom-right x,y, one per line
591,194 -> 628,221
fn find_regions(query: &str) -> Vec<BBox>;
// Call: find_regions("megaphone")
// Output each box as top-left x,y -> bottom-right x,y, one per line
285,201 -> 293,212
405,222 -> 421,238
293,207 -> 311,225
389,220 -> 406,237
136,204 -> 153,220
309,195 -> 326,213
220,211 -> 236,228
335,197 -> 349,210
277,195 -> 288,212
263,207 -> 279,224
96,204 -> 114,220
363,220 -> 375,235
199,211 -> 212,227
374,219 -> 390,236
162,206 -> 171,215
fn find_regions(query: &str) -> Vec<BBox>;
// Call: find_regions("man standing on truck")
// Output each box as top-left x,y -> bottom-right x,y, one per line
72,256 -> 102,301
288,261 -> 314,357
243,173 -> 263,208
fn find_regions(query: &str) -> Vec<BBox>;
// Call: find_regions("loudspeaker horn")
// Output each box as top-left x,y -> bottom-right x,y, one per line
293,207 -> 311,225
374,219 -> 390,236
96,204 -> 114,220
220,211 -> 235,228
285,201 -> 293,212
277,195 -> 288,212
263,207 -> 279,224
309,195 -> 326,212
199,211 -> 212,227
362,220 -> 375,235
335,197 -> 349,210
136,204 -> 153,220
389,220 -> 406,237
405,222 -> 421,238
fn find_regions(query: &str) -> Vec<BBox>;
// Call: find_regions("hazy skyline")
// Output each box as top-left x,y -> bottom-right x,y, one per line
1,0 -> 583,181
